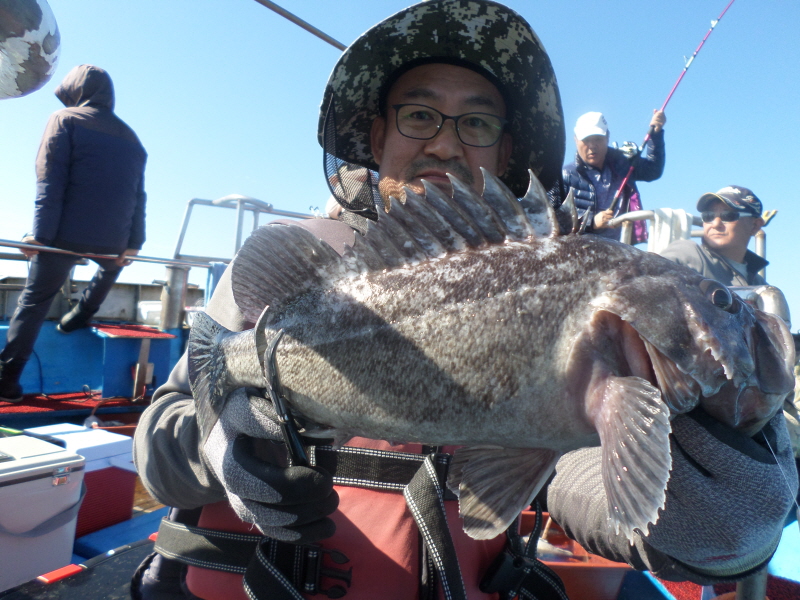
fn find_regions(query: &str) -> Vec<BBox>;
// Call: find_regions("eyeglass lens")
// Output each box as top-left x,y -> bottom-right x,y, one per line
701,211 -> 745,223
394,104 -> 504,147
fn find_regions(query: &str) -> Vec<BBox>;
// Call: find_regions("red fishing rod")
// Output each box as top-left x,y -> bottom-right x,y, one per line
608,0 -> 738,213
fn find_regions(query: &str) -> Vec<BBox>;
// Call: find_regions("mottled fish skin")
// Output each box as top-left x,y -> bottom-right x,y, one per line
190,170 -> 795,542
254,234 -> 789,444
0,0 -> 60,99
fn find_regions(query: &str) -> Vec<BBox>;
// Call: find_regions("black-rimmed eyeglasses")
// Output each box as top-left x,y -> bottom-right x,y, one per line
391,104 -> 507,148
701,210 -> 753,223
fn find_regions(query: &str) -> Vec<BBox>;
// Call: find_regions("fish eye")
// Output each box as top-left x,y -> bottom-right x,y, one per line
699,279 -> 736,312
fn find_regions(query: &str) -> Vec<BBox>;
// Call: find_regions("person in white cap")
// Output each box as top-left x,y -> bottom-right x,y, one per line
563,110 -> 666,242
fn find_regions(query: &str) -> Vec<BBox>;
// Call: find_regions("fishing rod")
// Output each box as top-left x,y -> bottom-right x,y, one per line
253,0 -> 346,51
608,0 -> 738,213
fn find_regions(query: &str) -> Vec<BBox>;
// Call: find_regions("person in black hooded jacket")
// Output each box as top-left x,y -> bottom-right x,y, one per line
0,64 -> 147,403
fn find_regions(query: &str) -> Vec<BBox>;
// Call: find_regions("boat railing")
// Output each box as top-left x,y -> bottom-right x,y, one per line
0,239 -> 212,330
609,208 -> 790,326
172,194 -> 317,264
0,195 -> 318,329
608,208 -> 775,278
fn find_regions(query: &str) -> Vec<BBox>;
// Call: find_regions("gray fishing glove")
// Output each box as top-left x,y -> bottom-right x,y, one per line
202,388 -> 339,544
548,409 -> 797,583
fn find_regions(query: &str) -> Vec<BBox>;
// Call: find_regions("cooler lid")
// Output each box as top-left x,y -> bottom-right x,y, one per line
0,436 -> 84,485
25,423 -> 132,463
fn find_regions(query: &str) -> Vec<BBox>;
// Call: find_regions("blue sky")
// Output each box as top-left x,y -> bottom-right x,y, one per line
2,0 -> 799,332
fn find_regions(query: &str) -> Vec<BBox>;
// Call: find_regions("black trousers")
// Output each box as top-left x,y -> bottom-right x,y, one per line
0,251 -> 123,364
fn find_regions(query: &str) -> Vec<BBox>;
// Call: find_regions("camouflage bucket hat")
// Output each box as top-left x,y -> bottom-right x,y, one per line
318,0 -> 565,200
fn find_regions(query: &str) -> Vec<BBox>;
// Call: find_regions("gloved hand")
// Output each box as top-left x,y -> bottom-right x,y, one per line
547,409 -> 797,582
202,388 -> 339,543
643,409 -> 796,575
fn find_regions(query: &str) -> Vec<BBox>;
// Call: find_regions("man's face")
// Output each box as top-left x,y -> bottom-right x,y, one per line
702,199 -> 762,255
575,134 -> 608,169
370,63 -> 512,200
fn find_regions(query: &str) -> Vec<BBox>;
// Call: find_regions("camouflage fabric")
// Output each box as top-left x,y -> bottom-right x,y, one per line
317,0 -> 565,198
0,0 -> 61,99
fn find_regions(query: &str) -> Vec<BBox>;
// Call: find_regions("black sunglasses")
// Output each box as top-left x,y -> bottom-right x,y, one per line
701,210 -> 752,223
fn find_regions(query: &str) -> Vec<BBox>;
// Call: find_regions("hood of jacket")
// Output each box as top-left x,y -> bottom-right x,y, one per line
54,64 -> 114,109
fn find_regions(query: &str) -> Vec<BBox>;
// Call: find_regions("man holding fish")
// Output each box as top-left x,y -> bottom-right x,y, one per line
133,2 -> 798,599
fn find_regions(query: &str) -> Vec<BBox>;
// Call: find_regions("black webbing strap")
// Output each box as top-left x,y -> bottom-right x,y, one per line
155,518 -> 335,598
403,454 -> 467,600
309,445 -> 456,499
243,538 -> 306,600
153,446 -> 462,599
480,502 -> 569,600
154,518 -> 260,574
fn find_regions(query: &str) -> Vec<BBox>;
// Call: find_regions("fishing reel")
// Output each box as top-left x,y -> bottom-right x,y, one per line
614,141 -> 641,160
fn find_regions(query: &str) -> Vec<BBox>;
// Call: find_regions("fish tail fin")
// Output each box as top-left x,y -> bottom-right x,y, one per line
595,376 -> 672,541
188,311 -> 239,444
232,225 -> 345,323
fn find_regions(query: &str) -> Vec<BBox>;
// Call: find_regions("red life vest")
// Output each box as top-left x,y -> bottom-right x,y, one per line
185,438 -> 506,600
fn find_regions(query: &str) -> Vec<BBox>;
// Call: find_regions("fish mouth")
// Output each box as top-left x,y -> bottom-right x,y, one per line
583,307 -> 794,436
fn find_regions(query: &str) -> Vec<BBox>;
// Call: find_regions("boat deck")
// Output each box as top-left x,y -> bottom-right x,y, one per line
133,476 -> 165,515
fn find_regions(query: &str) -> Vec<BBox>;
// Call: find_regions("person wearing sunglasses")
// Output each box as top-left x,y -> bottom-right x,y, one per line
661,185 -> 767,287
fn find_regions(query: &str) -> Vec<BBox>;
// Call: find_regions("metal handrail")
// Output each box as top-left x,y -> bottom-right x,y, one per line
0,239 -> 211,269
606,209 -> 771,280
172,195 -> 316,260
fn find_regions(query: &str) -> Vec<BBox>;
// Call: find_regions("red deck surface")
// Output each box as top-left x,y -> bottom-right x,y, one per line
91,323 -> 176,339
0,391 -> 143,414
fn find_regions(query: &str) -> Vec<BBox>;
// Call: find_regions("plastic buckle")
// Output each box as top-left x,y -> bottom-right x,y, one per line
479,547 -> 533,594
304,546 -> 351,599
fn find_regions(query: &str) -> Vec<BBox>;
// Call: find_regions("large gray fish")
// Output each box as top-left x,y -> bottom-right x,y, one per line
188,170 -> 795,542
0,0 -> 60,99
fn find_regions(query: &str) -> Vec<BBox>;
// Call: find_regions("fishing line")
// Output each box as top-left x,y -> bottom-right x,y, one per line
608,0 -> 738,213
761,431 -> 800,527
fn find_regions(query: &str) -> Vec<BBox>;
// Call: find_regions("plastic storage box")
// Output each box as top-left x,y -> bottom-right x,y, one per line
0,435 -> 85,592
25,423 -> 136,538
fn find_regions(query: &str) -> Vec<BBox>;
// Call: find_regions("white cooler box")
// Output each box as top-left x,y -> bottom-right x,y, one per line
25,424 -> 136,538
0,435 -> 85,593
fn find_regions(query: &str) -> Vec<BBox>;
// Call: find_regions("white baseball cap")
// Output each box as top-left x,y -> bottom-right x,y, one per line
574,112 -> 609,140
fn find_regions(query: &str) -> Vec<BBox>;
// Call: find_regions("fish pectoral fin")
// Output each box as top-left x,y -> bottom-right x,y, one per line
448,446 -> 560,541
595,376 -> 672,541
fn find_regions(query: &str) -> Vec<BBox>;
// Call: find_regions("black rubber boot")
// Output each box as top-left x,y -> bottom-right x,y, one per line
0,359 -> 26,403
57,303 -> 98,333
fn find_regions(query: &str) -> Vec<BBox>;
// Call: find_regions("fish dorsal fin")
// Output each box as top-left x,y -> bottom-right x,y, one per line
232,224 -> 348,323
556,187 -> 579,234
519,169 -> 560,238
421,179 -> 486,248
448,174 -> 506,244
231,171 -> 554,321
363,198 -> 430,264
480,168 -> 539,241
382,170 -> 552,259
401,187 -> 469,253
